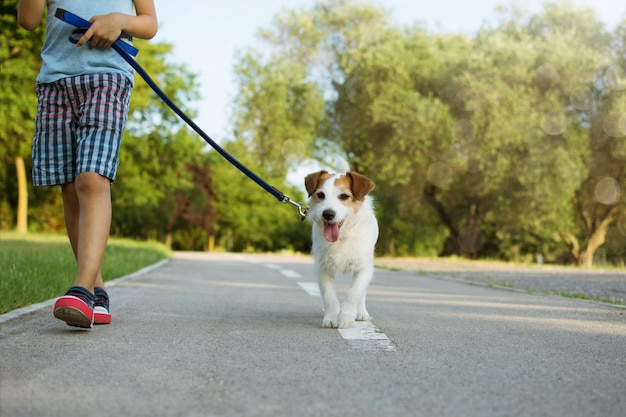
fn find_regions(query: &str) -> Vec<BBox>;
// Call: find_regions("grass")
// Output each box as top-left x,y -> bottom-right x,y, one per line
0,232 -> 170,314
542,290 -> 624,306
475,279 -> 625,306
380,262 -> 625,307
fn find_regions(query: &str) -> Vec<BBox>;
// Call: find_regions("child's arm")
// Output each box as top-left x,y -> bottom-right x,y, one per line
75,0 -> 158,48
17,0 -> 46,31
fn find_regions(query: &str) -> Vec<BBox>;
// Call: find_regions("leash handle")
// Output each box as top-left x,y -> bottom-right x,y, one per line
54,8 -> 138,57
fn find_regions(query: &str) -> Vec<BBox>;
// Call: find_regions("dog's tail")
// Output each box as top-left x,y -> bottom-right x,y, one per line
335,157 -> 350,174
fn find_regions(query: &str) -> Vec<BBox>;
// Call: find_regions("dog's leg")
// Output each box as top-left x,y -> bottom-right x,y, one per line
355,291 -> 370,322
337,267 -> 373,329
317,265 -> 340,328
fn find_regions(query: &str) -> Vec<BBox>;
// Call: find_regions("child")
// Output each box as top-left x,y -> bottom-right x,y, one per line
17,0 -> 158,328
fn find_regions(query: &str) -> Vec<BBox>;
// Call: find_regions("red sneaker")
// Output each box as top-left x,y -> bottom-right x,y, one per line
53,286 -> 95,328
94,287 -> 111,325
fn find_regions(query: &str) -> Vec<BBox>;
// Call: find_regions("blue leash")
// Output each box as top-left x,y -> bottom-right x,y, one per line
54,8 -> 307,219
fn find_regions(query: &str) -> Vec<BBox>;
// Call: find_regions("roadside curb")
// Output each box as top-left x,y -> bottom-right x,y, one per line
419,271 -> 626,310
0,259 -> 169,325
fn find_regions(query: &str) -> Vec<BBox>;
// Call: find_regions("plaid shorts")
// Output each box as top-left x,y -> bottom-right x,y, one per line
32,73 -> 132,186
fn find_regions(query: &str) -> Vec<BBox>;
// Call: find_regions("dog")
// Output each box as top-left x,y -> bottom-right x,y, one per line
304,159 -> 378,329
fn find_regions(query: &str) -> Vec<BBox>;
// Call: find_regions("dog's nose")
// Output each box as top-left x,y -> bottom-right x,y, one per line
322,209 -> 335,221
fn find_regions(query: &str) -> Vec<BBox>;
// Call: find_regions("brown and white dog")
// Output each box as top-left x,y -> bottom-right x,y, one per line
304,159 -> 378,329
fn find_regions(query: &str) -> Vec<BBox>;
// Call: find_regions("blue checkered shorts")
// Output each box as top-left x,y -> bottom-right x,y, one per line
32,73 -> 132,186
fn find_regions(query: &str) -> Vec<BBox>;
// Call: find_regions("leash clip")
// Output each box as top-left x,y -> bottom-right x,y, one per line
281,195 -> 308,221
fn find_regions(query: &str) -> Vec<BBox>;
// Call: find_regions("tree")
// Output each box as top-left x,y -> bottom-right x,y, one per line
7,0 -> 623,262
168,154 -> 216,251
241,0 -> 625,264
0,0 -> 44,232
1,5 -> 228,249
111,40 -> 209,243
524,2 -> 626,266
573,33 -> 626,266
232,47 -> 325,178
223,33 -> 326,251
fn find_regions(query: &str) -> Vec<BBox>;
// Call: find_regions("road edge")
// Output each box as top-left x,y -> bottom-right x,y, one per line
0,259 -> 170,324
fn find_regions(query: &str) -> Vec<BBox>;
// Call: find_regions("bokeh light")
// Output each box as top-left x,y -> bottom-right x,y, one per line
602,64 -> 626,91
593,177 -> 620,205
535,64 -> 560,89
569,86 -> 593,111
281,139 -> 305,163
542,110 -> 567,135
427,162 -> 455,189
602,112 -> 626,137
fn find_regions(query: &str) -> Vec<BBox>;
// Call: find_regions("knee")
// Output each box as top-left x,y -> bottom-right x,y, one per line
75,172 -> 110,194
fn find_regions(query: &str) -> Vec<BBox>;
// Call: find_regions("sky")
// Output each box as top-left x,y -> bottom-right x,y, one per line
150,0 -> 625,151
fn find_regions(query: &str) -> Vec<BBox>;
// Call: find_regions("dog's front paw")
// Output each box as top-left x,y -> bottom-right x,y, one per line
337,313 -> 355,329
355,310 -> 370,322
322,318 -> 337,328
322,313 -> 338,328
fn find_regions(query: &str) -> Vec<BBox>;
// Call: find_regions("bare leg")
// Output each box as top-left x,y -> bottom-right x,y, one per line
61,172 -> 111,294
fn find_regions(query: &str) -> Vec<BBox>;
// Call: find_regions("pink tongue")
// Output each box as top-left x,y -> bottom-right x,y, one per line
324,222 -> 340,242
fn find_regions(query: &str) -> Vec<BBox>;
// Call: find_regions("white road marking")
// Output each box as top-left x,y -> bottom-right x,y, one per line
280,269 -> 302,279
297,282 -> 320,296
338,321 -> 397,352
257,261 -> 396,352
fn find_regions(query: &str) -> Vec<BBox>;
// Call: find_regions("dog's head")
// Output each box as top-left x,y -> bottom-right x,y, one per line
304,170 -> 375,242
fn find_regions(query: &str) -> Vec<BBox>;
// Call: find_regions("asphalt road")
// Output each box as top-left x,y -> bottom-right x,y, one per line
1,252 -> 624,417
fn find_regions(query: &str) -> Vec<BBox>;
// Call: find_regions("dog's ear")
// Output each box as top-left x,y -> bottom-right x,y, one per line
305,171 -> 330,197
346,172 -> 375,201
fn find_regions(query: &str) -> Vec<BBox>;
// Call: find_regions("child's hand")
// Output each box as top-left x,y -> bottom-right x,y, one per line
76,12 -> 124,48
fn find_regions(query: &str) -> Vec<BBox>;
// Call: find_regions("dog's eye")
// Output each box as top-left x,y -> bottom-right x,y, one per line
339,193 -> 351,201
316,192 -> 325,200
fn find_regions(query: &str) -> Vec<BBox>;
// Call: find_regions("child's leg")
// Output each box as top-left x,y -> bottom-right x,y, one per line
62,172 -> 111,294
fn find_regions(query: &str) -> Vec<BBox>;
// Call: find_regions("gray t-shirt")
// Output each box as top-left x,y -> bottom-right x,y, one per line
37,0 -> 135,84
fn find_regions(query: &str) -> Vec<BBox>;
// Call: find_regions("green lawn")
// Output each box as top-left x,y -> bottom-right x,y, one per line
0,232 -> 170,314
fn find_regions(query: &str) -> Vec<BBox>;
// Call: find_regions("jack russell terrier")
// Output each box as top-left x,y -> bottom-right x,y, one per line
304,159 -> 378,329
